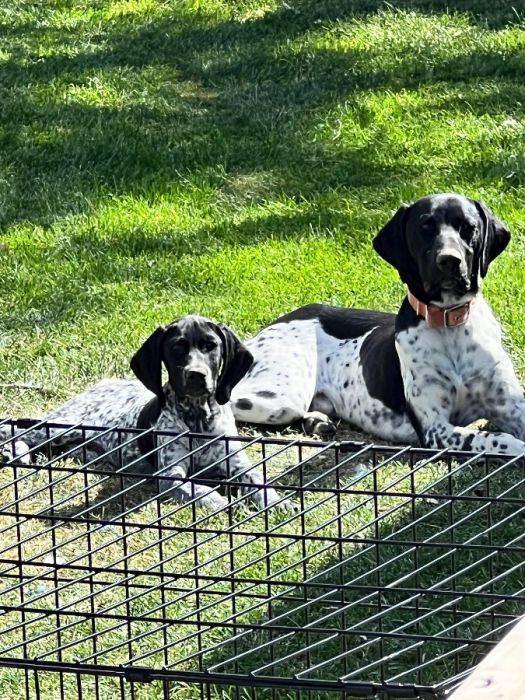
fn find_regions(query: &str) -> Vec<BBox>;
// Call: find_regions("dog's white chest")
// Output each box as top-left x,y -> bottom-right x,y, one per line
397,299 -> 510,424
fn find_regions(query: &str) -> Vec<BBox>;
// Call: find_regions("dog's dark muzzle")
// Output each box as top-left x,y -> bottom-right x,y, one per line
427,235 -> 471,294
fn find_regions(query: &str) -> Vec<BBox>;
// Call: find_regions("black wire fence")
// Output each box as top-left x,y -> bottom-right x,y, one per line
0,417 -> 524,699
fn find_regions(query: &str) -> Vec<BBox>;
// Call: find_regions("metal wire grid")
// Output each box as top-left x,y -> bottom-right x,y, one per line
0,417 -> 524,700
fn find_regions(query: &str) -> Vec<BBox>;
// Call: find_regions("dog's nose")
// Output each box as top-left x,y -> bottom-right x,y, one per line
436,250 -> 462,273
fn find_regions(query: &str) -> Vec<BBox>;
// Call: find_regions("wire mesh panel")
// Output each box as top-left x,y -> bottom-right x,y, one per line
1,417 -> 524,700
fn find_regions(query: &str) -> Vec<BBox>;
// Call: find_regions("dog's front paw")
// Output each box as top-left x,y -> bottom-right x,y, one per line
195,488 -> 229,511
1,440 -> 31,465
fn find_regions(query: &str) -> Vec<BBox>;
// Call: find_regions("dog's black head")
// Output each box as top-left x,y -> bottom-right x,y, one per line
130,315 -> 254,407
373,193 -> 510,304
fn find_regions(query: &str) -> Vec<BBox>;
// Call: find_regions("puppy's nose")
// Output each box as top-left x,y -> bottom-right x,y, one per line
186,370 -> 207,390
187,369 -> 206,384
436,250 -> 462,273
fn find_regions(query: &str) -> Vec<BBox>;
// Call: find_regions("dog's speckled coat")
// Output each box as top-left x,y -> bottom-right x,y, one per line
232,194 -> 525,456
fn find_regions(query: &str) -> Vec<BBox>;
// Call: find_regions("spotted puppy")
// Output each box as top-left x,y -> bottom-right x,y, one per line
232,193 -> 525,456
1,316 -> 286,510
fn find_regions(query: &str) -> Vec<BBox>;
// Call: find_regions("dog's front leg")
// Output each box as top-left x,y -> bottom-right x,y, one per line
420,419 -> 525,456
487,397 -> 525,444
407,389 -> 525,455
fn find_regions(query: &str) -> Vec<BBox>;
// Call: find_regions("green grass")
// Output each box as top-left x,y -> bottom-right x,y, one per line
1,441 -> 523,699
1,0 -> 525,413
2,1 -> 525,697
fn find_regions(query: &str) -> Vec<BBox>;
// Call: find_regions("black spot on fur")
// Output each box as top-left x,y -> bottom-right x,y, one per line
256,390 -> 276,399
462,434 -> 475,451
359,322 -> 405,414
270,303 -> 396,340
236,398 -> 253,411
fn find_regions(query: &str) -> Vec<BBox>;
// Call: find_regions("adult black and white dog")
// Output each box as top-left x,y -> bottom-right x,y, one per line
232,193 -> 525,456
1,316 -> 287,511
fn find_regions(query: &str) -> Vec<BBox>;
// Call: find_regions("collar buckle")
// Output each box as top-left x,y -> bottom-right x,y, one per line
407,291 -> 473,329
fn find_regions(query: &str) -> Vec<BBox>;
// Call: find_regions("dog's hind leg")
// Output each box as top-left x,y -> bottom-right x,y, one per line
232,388 -> 310,427
231,318 -> 338,436
232,384 -> 337,437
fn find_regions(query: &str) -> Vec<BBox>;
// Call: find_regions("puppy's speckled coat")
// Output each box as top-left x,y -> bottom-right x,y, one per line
1,316 -> 287,511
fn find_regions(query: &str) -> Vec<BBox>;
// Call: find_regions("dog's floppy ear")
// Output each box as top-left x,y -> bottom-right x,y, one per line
472,199 -> 511,278
372,203 -> 412,280
130,326 -> 167,406
215,325 -> 254,405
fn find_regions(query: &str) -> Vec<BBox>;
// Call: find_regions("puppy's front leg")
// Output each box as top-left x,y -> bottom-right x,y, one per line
156,439 -> 228,511
218,444 -> 292,511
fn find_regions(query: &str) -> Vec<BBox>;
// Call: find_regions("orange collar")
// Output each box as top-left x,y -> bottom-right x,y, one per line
407,291 -> 474,329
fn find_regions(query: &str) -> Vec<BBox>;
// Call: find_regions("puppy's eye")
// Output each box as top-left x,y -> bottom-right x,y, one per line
200,340 -> 217,353
172,339 -> 189,354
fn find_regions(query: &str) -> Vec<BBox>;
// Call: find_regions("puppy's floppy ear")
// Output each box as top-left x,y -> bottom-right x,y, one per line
130,326 -> 167,406
471,199 -> 511,278
215,325 -> 254,405
372,203 -> 411,280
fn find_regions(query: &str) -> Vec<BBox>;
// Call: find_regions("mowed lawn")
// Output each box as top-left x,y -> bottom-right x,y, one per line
1,3 -> 525,699
1,0 -> 525,416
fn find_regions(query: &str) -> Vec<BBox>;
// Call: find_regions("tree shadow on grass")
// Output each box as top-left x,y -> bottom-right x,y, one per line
0,0 -> 524,233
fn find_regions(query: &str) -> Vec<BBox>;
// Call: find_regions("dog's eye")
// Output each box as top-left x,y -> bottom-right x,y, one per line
200,340 -> 217,353
460,223 -> 475,238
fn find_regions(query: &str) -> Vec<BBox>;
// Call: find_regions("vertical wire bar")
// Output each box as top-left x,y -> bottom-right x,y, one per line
75,670 -> 82,700
12,454 -> 31,699
156,466 -> 169,671
263,439 -> 275,688
300,442 -> 310,687
373,448 -> 385,684
225,436 -> 240,700
410,451 -> 421,684
270,442 -> 278,700
336,443 -> 347,680
119,675 -> 126,700
448,452 -> 458,682
191,435 -> 203,675
120,432 -> 134,667
85,425 -> 100,700
52,454 -> 64,700
486,454 -> 495,646
33,668 -> 40,700
299,442 -> 310,687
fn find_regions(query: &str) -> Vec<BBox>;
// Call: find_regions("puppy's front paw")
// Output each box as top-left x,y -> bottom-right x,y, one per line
1,440 -> 31,465
160,476 -> 229,511
250,486 -> 295,513
196,488 -> 229,511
